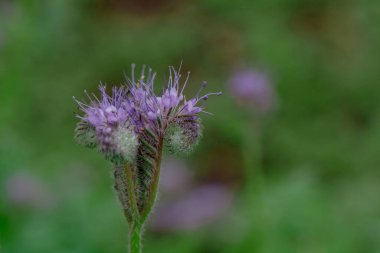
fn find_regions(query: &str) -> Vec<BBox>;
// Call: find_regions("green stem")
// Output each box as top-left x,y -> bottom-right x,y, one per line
128,223 -> 142,253
122,135 -> 164,252
243,119 -> 264,193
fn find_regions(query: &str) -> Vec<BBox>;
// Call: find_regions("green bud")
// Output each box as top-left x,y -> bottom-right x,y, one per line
113,125 -> 139,164
165,123 -> 202,154
74,120 -> 96,148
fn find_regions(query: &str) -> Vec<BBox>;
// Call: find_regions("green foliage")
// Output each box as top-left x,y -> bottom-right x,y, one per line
1,0 -> 380,252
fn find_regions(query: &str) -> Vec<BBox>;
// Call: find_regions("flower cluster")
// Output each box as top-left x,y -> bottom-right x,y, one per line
73,64 -> 221,163
73,64 -> 221,252
74,86 -> 137,163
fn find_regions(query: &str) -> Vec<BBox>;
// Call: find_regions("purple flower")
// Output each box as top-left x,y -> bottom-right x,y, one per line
125,65 -> 221,131
74,64 -> 221,161
73,86 -> 136,162
229,68 -> 276,114
5,171 -> 53,210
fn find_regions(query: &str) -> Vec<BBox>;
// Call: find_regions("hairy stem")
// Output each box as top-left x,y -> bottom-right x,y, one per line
125,163 -> 140,222
140,137 -> 164,223
114,165 -> 132,223
128,223 -> 142,253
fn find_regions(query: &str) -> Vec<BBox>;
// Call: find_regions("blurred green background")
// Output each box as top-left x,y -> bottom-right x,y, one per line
1,0 -> 380,252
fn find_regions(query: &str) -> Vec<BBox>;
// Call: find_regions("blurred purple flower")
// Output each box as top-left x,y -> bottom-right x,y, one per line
159,158 -> 193,194
4,171 -> 53,210
228,68 -> 277,114
150,184 -> 233,232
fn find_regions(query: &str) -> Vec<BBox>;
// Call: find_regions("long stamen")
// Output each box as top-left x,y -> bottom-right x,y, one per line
150,72 -> 156,90
147,67 -> 152,83
199,91 -> 222,101
131,64 -> 136,84
202,110 -> 213,115
72,96 -> 89,110
178,60 -> 183,75
84,89 -> 95,104
168,67 -> 173,89
140,65 -> 146,81
195,81 -> 207,98
180,71 -> 190,94
171,66 -> 182,90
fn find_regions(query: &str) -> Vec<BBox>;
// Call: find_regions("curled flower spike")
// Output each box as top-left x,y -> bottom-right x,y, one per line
73,86 -> 138,164
73,64 -> 221,253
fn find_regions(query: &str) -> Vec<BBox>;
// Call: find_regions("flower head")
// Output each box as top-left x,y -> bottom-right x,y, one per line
123,65 -> 221,154
73,86 -> 138,163
74,64 -> 221,161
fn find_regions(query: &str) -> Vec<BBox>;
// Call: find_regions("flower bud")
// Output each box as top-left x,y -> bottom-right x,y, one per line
165,120 -> 202,154
74,120 -> 97,148
112,125 -> 139,164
